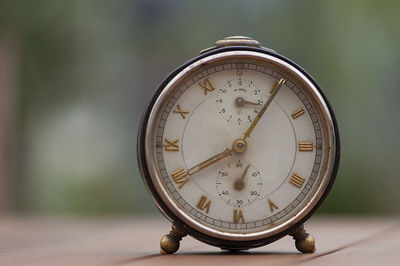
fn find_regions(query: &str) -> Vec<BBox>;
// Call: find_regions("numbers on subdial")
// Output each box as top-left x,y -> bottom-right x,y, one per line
216,160 -> 263,208
216,77 -> 265,126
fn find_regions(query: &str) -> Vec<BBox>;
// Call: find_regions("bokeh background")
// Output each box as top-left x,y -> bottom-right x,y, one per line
0,0 -> 399,216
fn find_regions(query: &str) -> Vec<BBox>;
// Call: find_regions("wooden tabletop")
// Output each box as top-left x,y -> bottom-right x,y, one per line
0,216 -> 399,266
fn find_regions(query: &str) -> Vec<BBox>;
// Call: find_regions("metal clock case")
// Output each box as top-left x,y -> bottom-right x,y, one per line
137,36 -> 340,254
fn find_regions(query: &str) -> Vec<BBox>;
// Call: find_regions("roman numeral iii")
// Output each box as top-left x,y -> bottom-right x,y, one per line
299,142 -> 313,151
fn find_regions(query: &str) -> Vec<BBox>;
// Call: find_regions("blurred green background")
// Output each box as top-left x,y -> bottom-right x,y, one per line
0,0 -> 399,216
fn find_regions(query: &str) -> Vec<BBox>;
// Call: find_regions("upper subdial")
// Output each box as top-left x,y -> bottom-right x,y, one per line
216,159 -> 263,208
216,77 -> 266,126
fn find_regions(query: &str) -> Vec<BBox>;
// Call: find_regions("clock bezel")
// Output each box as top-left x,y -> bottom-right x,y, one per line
137,46 -> 340,249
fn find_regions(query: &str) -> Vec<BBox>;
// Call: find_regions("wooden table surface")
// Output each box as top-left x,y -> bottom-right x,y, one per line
0,216 -> 399,266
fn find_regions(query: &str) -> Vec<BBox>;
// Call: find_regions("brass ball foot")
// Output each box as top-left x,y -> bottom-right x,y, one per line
160,225 -> 187,255
289,224 -> 316,253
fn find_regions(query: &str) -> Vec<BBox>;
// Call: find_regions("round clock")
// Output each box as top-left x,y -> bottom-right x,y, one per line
137,36 -> 340,254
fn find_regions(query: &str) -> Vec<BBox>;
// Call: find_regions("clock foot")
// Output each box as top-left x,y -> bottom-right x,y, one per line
160,224 -> 187,255
289,224 -> 316,253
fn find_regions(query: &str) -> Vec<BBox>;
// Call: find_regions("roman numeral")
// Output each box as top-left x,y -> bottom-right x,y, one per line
268,198 -> 279,212
199,78 -> 215,95
196,195 -> 211,213
299,142 -> 313,151
164,138 -> 179,151
233,209 -> 245,224
173,104 -> 189,119
289,173 -> 305,188
291,108 -> 305,119
171,168 -> 188,189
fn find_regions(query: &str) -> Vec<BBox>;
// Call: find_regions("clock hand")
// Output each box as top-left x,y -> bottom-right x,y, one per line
234,164 -> 251,191
235,97 -> 262,107
186,80 -> 285,177
187,148 -> 232,176
243,78 -> 285,139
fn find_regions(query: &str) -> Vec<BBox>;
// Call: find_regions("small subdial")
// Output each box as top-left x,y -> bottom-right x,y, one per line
216,159 -> 263,208
216,77 -> 265,126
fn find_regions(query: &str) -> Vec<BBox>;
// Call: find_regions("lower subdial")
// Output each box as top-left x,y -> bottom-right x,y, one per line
216,159 -> 263,208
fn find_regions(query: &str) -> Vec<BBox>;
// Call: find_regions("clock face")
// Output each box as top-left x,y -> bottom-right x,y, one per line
144,50 -> 337,241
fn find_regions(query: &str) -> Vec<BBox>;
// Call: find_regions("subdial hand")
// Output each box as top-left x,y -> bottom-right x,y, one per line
234,164 -> 251,191
187,148 -> 232,176
235,97 -> 262,107
243,78 -> 286,139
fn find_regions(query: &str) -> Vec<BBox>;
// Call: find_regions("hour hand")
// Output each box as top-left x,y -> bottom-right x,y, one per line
187,148 -> 232,176
235,97 -> 262,107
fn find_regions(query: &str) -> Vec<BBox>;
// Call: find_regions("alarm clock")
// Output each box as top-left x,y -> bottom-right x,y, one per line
137,36 -> 340,254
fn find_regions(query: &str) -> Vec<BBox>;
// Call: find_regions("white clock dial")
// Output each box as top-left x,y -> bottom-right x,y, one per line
146,51 -> 334,239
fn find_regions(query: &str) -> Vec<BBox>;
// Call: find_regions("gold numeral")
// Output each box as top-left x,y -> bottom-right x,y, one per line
268,198 -> 279,212
171,168 -> 188,189
173,104 -> 189,119
199,78 -> 215,95
164,138 -> 179,151
291,108 -> 305,119
196,195 -> 211,213
233,209 -> 245,224
299,142 -> 313,151
289,173 -> 305,188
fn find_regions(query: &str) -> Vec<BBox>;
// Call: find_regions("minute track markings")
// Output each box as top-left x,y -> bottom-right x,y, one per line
155,62 -> 323,231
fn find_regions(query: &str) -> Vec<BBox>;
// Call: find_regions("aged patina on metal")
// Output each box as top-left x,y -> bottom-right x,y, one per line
137,36 -> 340,255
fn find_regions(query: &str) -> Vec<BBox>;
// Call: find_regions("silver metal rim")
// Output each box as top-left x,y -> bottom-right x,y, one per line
144,50 -> 337,242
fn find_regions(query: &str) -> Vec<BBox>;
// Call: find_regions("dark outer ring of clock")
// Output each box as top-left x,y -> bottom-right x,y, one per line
137,45 -> 341,249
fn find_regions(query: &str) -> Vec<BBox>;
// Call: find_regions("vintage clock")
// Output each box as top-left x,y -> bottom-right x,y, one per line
137,36 -> 340,254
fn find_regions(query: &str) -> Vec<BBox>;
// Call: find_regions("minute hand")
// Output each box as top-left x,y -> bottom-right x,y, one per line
243,78 -> 286,139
